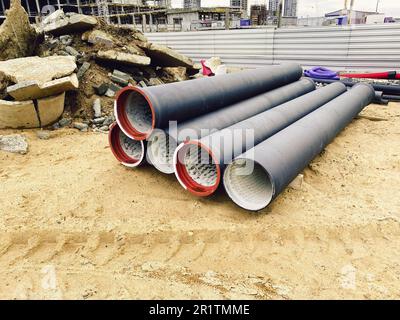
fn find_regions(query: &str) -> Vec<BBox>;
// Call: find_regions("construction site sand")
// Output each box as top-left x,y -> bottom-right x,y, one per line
0,102 -> 399,300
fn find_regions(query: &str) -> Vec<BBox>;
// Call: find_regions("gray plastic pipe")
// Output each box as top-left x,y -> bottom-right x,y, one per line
114,63 -> 303,140
147,78 -> 316,174
174,82 -> 347,196
223,83 -> 375,211
109,122 -> 147,168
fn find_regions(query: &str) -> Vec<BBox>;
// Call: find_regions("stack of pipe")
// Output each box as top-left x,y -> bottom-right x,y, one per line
110,64 -> 375,212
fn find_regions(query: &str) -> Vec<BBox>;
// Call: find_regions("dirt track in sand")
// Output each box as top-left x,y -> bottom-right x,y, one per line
0,102 -> 400,300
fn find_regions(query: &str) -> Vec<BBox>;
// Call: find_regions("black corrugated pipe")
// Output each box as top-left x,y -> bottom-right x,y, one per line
147,78 -> 316,174
223,83 -> 375,211
109,122 -> 147,168
174,82 -> 347,197
311,78 -> 400,96
115,63 -> 303,140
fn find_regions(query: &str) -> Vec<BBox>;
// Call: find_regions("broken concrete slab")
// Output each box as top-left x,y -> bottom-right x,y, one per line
0,99 -> 39,129
0,56 -> 77,84
0,134 -> 28,154
37,92 -> 66,127
83,30 -> 114,47
140,43 -> 194,68
43,13 -> 98,36
0,0 -> 39,60
97,50 -> 151,67
7,73 -> 79,101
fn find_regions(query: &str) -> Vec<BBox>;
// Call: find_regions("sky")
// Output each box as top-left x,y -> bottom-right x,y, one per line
170,0 -> 400,18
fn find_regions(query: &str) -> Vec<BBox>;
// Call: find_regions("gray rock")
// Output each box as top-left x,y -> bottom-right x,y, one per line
92,117 -> 106,124
65,46 -> 80,57
94,83 -> 109,96
0,134 -> 28,154
111,75 -> 129,86
73,122 -> 88,131
102,116 -> 113,126
93,98 -> 102,118
59,35 -> 73,46
111,69 -> 132,86
105,89 -> 115,98
58,118 -> 72,127
77,62 -> 91,80
99,125 -> 109,131
108,83 -> 122,92
36,130 -> 51,140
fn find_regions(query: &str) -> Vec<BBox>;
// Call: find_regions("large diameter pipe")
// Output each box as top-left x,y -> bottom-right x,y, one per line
174,82 -> 347,197
115,63 -> 303,140
147,78 -> 316,174
109,122 -> 147,168
223,83 -> 375,211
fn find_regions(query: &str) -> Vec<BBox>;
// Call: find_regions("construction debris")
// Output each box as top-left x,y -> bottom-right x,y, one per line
41,10 -> 98,36
97,50 -> 151,66
140,42 -> 195,69
7,74 -> 78,101
0,99 -> 39,128
0,3 -> 199,130
0,134 -> 28,154
37,92 -> 66,127
0,56 -> 77,84
0,0 -> 40,61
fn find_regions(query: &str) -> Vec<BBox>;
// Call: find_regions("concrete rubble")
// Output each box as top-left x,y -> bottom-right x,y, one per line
140,42 -> 195,69
0,0 -> 39,61
7,74 -> 79,100
0,134 -> 28,154
0,56 -> 77,84
41,10 -> 97,36
97,50 -> 151,67
0,4 -> 200,131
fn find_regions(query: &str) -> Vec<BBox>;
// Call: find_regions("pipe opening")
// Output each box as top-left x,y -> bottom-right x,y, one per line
147,131 -> 177,174
175,142 -> 220,196
223,159 -> 273,211
109,123 -> 145,168
115,87 -> 155,140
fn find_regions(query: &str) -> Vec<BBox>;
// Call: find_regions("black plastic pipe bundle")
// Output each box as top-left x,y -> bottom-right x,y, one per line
223,83 -> 375,211
174,82 -> 347,197
311,77 -> 400,97
115,63 -> 303,140
146,78 -> 316,174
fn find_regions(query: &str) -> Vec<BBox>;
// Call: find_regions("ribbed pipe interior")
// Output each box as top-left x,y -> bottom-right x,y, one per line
125,91 -> 153,134
147,132 -> 176,174
119,130 -> 143,162
183,144 -> 218,187
223,159 -> 273,211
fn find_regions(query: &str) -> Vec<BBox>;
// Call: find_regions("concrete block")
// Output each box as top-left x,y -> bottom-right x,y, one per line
7,74 -> 79,101
0,99 -> 39,129
37,92 -> 66,127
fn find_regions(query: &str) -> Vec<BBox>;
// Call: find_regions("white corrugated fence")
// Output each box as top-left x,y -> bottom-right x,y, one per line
146,24 -> 400,71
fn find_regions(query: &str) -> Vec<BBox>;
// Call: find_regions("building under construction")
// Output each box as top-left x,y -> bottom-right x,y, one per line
250,4 -> 267,25
0,0 -> 171,27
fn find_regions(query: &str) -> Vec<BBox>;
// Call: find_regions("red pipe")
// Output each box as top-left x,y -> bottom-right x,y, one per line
108,122 -> 146,168
341,71 -> 399,79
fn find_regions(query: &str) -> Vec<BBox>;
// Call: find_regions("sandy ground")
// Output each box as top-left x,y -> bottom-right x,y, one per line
0,102 -> 400,300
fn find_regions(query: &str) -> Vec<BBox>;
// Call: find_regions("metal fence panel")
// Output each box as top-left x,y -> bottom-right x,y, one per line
146,24 -> 400,71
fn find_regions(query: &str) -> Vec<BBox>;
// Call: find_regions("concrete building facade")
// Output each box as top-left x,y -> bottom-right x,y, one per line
183,0 -> 200,9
